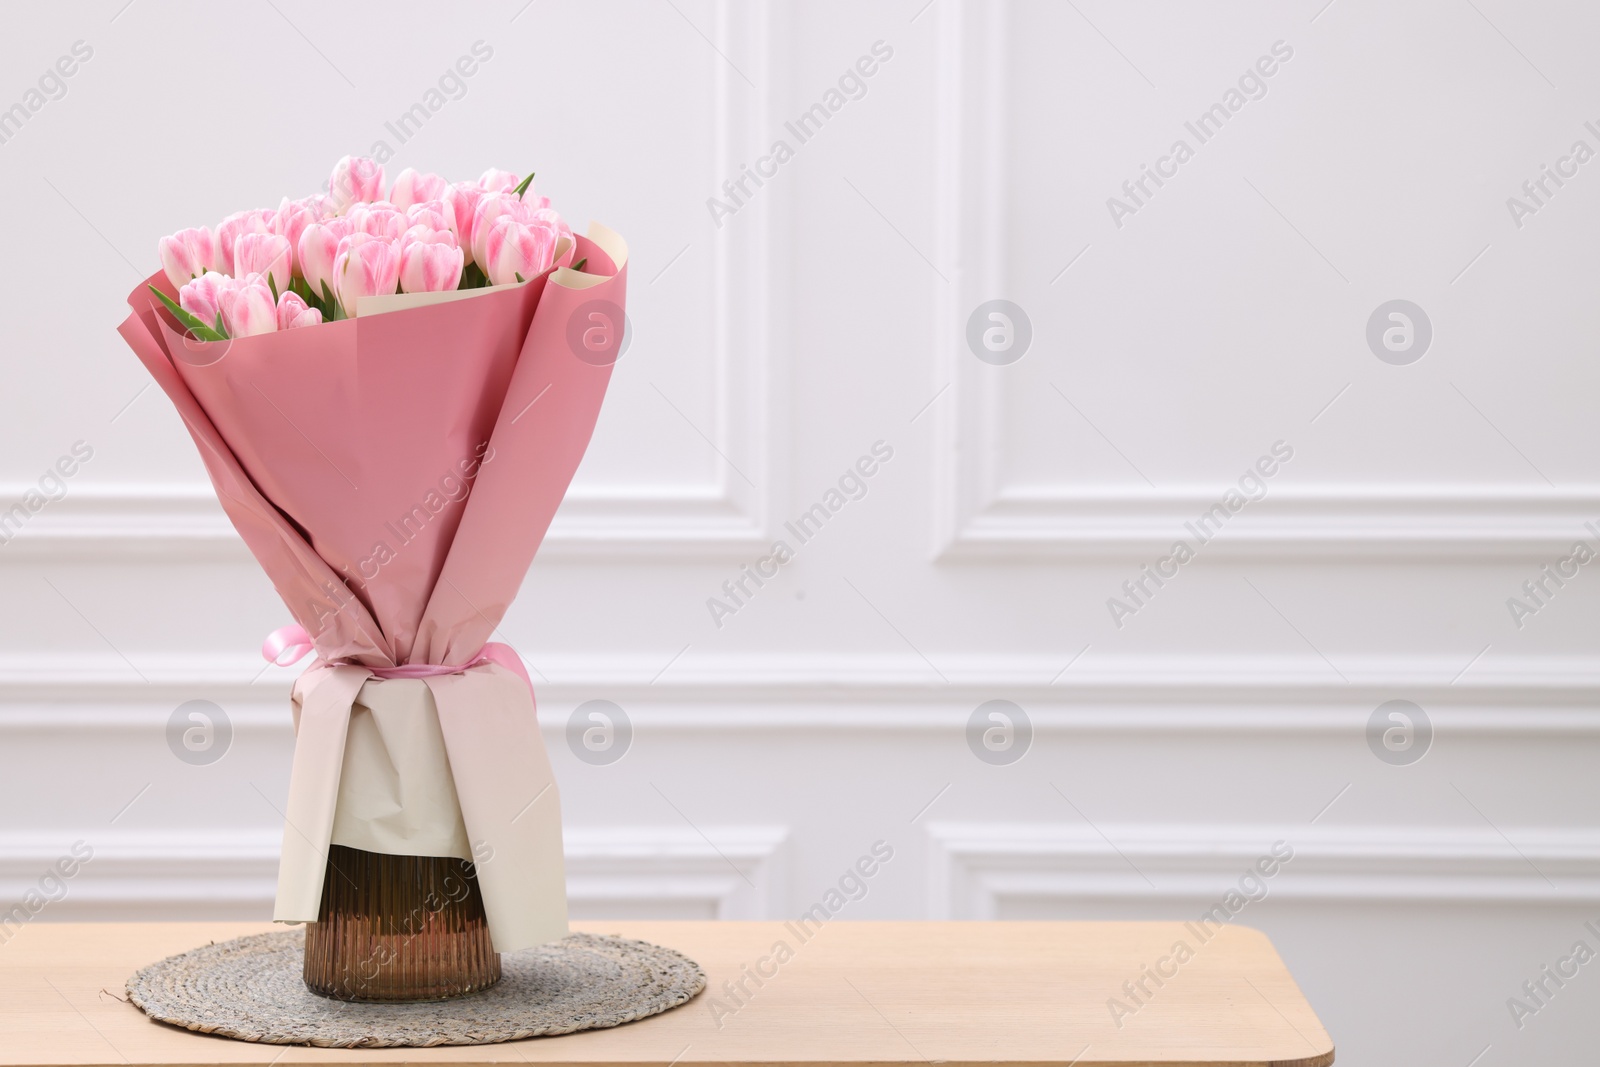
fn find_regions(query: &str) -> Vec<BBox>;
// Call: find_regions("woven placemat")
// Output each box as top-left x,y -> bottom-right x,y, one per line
126,929 -> 705,1048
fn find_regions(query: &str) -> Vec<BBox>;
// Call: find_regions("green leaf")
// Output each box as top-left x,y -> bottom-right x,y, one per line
515,272 -> 525,284
320,279 -> 345,321
213,312 -> 227,339
512,171 -> 536,199
572,258 -> 587,272
268,274 -> 280,303
148,286 -> 226,342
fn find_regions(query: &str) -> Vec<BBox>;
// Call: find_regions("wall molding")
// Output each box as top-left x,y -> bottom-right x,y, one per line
926,822 -> 1600,919
931,0 -> 1008,561
3,652 -> 1599,733
36,484 -> 1598,561
0,825 -> 789,923
0,483 -> 770,561
927,0 -> 1600,563
565,824 -> 788,919
941,486 -> 1600,561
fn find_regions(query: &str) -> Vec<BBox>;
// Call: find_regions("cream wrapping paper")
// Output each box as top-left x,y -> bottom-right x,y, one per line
275,663 -> 567,952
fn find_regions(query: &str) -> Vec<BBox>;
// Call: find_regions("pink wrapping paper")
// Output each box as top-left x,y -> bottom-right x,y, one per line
118,224 -> 629,950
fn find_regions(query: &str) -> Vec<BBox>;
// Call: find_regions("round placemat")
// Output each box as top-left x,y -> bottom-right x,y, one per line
126,930 -> 706,1048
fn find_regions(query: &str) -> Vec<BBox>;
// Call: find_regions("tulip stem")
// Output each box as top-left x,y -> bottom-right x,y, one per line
319,280 -> 347,321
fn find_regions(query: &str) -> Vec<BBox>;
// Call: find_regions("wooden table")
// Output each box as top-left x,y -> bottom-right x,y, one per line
0,921 -> 1333,1067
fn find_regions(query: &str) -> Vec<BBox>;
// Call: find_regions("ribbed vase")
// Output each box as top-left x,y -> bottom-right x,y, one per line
302,844 -> 501,1001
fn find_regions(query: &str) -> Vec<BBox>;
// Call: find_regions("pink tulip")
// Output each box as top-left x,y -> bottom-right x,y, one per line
470,192 -> 537,269
329,155 -> 385,211
216,209 -> 273,275
478,168 -> 520,194
399,231 -> 464,293
233,232 -> 293,295
272,199 -> 320,276
276,290 -> 323,330
178,271 -> 236,333
333,234 -> 402,312
299,192 -> 336,219
484,215 -> 560,286
530,208 -> 575,268
297,220 -> 351,301
389,168 -> 449,212
406,200 -> 453,235
442,183 -> 486,265
400,223 -> 456,253
158,228 -> 220,290
220,273 -> 278,337
348,202 -> 409,241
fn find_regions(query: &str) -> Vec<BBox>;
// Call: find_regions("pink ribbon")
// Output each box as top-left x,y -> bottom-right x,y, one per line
261,624 -> 533,692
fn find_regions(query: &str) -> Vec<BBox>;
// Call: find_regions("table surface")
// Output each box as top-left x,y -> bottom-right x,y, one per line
0,921 -> 1333,1067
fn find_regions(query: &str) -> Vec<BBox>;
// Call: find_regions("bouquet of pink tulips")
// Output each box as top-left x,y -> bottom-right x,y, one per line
154,155 -> 579,339
120,154 -> 630,977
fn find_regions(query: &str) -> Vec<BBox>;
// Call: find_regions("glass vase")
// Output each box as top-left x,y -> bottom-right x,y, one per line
302,844 -> 501,1001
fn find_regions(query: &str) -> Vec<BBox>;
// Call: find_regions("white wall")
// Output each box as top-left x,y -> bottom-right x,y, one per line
3,1 -> 1599,1063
